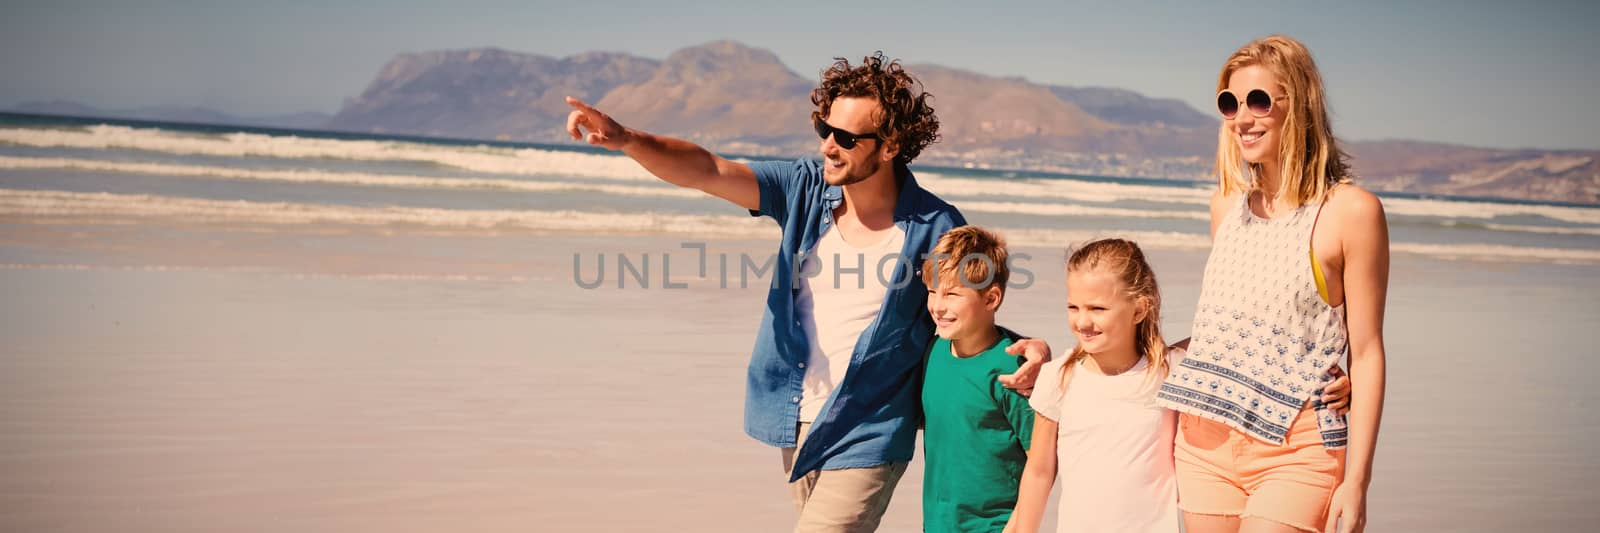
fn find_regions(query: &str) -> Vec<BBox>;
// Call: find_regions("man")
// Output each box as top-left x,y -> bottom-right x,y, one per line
565,53 -> 1044,532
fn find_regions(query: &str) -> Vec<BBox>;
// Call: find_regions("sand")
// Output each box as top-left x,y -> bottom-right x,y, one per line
1,225 -> 1598,532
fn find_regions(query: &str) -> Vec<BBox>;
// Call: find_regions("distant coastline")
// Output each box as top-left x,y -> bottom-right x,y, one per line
4,110 -> 1595,209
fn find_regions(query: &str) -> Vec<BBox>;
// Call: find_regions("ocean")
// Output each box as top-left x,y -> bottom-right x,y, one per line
1,113 -> 1596,532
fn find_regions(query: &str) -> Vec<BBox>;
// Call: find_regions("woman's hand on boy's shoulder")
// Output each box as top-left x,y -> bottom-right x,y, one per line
1000,338 -> 1053,397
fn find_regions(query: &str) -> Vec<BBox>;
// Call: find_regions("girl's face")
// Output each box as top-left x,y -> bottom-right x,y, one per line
1066,267 -> 1146,358
1222,65 -> 1289,165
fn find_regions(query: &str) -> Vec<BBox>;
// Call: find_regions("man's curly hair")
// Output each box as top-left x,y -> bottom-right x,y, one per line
810,52 -> 940,167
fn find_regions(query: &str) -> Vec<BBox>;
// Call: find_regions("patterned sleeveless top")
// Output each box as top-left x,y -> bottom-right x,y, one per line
1156,193 -> 1349,448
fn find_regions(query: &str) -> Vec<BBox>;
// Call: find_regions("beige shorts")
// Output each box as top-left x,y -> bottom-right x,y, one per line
780,422 -> 908,533
1175,409 -> 1345,532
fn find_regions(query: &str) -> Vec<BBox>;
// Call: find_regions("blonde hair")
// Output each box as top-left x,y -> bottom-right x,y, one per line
921,225 -> 1010,295
1061,238 -> 1167,389
1215,35 -> 1354,206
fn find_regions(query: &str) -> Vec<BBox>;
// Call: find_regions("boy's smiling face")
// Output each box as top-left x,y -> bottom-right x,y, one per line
927,274 -> 1002,343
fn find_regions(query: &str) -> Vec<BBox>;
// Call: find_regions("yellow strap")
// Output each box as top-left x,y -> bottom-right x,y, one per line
1310,247 -> 1331,304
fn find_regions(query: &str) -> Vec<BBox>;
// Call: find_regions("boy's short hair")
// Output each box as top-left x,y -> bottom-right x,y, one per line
921,225 -> 1009,293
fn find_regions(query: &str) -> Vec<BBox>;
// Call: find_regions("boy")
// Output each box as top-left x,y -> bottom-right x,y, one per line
920,225 -> 1035,532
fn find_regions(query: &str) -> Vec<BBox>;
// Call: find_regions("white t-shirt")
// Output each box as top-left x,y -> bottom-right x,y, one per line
1029,347 -> 1184,533
794,224 -> 906,422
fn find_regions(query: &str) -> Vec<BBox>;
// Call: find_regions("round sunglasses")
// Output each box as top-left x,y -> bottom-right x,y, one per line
813,117 -> 880,150
1216,88 -> 1283,119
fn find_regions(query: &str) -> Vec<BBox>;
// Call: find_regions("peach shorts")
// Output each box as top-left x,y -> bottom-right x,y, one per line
1174,408 -> 1345,532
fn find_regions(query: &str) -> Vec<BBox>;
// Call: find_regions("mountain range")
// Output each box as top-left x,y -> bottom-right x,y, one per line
327,41 -> 1221,168
326,41 -> 1597,204
13,41 -> 1596,204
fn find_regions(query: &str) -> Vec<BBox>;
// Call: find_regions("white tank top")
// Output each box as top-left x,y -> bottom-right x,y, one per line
1156,193 -> 1349,448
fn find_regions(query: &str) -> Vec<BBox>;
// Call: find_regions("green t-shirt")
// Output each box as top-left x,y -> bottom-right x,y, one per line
921,333 -> 1035,533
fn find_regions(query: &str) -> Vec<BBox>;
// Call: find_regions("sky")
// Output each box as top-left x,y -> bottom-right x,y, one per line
1,0 -> 1596,151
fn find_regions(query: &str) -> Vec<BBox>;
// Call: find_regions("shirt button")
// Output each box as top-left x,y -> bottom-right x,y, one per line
798,362 -> 806,369
792,396 -> 801,403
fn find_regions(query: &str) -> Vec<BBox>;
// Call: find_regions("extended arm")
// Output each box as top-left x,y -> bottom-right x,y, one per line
565,96 -> 759,210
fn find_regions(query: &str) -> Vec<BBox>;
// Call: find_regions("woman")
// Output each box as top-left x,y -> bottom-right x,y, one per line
1154,35 -> 1388,533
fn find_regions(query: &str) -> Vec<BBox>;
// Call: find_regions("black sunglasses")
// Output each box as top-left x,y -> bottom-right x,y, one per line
813,117 -> 880,150
1216,88 -> 1281,119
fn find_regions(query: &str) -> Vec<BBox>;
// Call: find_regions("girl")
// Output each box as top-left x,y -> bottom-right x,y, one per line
1154,35 -> 1388,533
1006,238 -> 1181,533
1003,239 -> 1349,533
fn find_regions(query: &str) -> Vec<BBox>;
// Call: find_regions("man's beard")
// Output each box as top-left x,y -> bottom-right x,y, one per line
825,148 -> 883,186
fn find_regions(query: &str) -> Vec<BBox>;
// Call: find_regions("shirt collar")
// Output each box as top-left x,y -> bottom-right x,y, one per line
819,164 -> 920,223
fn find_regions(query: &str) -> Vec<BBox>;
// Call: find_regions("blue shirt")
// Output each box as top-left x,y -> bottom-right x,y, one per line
744,158 -> 965,481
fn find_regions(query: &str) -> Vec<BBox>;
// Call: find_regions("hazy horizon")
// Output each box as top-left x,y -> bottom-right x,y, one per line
3,1 -> 1597,151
